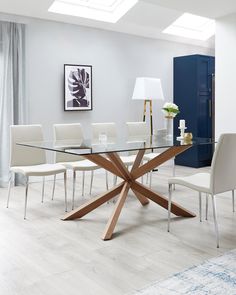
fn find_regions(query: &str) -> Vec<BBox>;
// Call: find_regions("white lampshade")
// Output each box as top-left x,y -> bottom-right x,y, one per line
132,77 -> 164,101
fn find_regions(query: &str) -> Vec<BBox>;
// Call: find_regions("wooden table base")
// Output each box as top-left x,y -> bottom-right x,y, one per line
62,145 -> 196,240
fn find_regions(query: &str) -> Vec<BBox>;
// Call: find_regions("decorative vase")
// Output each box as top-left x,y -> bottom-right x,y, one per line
165,116 -> 173,139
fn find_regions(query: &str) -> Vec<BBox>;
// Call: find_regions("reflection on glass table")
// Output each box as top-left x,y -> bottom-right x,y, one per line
17,135 -> 214,240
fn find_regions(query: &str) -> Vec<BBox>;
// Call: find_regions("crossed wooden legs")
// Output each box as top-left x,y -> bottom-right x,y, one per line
63,146 -> 196,240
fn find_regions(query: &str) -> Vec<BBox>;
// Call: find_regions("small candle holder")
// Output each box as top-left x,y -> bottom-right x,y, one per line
99,133 -> 108,144
177,126 -> 187,140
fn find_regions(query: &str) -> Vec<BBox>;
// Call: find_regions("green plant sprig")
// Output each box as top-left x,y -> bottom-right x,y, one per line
162,107 -> 180,114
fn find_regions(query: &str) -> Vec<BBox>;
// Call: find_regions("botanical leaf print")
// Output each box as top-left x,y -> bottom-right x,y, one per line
68,68 -> 90,100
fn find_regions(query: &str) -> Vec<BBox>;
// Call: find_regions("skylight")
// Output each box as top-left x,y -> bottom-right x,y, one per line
48,0 -> 138,23
163,13 -> 215,41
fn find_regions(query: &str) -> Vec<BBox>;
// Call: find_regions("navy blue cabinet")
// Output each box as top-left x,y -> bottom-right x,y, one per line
174,54 -> 215,168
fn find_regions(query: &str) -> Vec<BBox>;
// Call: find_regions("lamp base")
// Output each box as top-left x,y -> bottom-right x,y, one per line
143,100 -> 153,136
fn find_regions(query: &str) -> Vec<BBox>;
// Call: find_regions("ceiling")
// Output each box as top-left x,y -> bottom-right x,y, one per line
145,0 -> 236,19
0,0 -> 236,48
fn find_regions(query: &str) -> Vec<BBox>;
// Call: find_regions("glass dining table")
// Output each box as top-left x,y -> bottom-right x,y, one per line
17,135 -> 214,240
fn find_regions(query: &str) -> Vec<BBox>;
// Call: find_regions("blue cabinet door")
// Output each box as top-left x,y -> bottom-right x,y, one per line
174,55 -> 215,168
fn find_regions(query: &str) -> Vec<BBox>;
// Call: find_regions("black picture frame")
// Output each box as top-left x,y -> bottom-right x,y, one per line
64,64 -> 93,111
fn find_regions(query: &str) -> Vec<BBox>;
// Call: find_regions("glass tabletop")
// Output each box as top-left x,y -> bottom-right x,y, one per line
17,135 -> 215,156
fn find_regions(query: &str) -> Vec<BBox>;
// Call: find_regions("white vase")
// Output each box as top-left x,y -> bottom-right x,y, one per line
165,116 -> 173,139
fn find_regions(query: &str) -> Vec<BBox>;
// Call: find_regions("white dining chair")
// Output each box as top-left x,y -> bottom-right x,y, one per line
7,125 -> 67,219
126,122 -> 175,187
167,133 -> 236,248
54,123 -> 102,210
92,122 -> 137,186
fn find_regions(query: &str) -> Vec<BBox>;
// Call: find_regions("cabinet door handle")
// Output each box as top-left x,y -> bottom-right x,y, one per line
209,99 -> 212,118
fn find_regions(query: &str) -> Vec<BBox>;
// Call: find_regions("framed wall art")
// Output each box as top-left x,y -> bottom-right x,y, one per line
64,64 -> 93,111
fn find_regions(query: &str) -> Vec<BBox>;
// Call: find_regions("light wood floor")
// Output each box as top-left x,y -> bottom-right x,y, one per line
0,165 -> 236,295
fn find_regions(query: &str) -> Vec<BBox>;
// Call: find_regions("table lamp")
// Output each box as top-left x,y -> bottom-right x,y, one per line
132,77 -> 164,135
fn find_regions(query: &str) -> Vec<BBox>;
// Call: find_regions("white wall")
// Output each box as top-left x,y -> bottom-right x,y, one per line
22,18 -> 213,139
215,13 -> 236,138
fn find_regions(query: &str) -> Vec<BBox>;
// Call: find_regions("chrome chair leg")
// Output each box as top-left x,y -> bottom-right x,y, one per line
6,172 -> 13,208
146,160 -> 149,184
41,176 -> 45,203
111,175 -> 118,203
72,170 -> 76,210
199,192 -> 202,222
140,161 -> 144,184
105,171 -> 109,190
90,170 -> 94,196
232,190 -> 235,212
149,171 -> 153,188
172,160 -> 176,177
82,171 -> 85,197
167,183 -> 173,232
146,172 -> 149,184
24,177 -> 29,219
205,193 -> 209,220
172,160 -> 176,190
64,172 -> 68,212
51,174 -> 56,200
212,194 -> 220,248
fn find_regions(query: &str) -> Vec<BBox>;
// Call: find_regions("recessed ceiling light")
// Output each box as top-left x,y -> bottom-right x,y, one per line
162,13 -> 215,41
48,0 -> 138,23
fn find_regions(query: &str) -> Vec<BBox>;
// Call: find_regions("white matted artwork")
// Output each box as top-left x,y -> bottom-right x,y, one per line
64,64 -> 92,111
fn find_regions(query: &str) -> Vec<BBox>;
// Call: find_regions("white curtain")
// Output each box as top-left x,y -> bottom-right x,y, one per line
0,21 -> 26,187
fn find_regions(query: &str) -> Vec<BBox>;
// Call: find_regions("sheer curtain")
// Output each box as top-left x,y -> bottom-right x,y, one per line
0,21 -> 26,187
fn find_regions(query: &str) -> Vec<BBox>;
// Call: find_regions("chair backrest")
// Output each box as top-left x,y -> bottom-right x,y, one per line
211,134 -> 236,194
10,125 -> 46,167
53,123 -> 84,163
126,122 -> 149,137
91,122 -> 117,140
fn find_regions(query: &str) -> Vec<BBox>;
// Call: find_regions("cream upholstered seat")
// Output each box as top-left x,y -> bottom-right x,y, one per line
11,163 -> 66,176
54,123 -> 101,210
169,173 -> 211,193
126,122 -> 175,187
118,155 -> 137,165
168,134 -> 236,248
7,125 -> 67,219
59,160 -> 98,171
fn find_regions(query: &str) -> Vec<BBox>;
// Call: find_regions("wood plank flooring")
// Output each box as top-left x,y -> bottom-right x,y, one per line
0,165 -> 235,295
